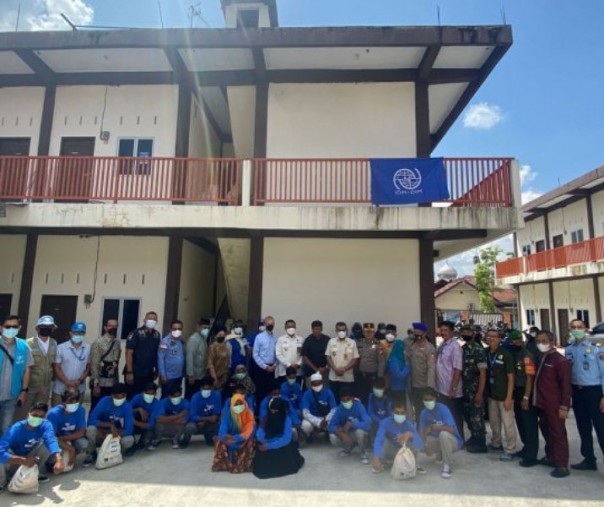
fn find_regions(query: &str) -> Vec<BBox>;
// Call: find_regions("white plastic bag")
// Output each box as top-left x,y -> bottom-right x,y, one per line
8,464 -> 39,494
95,435 -> 123,470
390,444 -> 416,480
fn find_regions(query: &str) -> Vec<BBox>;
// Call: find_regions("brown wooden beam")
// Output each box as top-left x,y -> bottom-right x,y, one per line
418,45 -> 440,81
246,235 -> 264,330
419,238 -> 436,339
254,82 -> 268,158
37,84 -> 56,156
17,233 -> 38,332
14,49 -> 55,84
594,276 -> 602,324
163,236 -> 184,332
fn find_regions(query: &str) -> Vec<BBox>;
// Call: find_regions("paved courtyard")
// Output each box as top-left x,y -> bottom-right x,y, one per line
3,412 -> 604,507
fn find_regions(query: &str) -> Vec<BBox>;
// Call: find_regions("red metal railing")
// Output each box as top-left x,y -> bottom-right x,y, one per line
252,157 -> 514,206
0,157 -> 241,204
496,237 -> 604,279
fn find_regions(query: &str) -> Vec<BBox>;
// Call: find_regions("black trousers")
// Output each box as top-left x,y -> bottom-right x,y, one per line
572,385 -> 604,462
254,368 -> 276,411
127,375 -> 155,401
185,379 -> 203,401
357,372 -> 377,405
410,387 -> 431,424
437,393 -> 464,440
91,385 -> 113,410
513,387 -> 539,461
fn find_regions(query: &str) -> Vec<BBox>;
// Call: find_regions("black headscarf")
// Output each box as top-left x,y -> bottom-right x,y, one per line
265,397 -> 288,440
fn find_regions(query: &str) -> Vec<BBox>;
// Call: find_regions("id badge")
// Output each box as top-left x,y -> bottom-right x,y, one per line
583,361 -> 590,371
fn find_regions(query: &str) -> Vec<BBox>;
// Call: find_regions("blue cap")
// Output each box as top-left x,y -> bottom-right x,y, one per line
70,322 -> 87,333
412,322 -> 427,332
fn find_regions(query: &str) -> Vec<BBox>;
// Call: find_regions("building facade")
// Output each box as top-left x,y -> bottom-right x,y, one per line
0,0 -> 521,342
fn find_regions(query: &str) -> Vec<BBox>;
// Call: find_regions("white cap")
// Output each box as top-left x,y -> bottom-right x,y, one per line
36,315 -> 56,327
310,372 -> 323,382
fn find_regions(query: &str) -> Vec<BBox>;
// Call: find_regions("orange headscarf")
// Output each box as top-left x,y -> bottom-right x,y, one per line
230,393 -> 255,440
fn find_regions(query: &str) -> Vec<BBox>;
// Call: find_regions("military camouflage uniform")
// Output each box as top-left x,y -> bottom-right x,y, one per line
462,340 -> 488,445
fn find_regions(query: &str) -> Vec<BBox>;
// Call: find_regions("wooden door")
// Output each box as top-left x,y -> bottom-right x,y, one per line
0,294 -> 13,320
56,137 -> 95,200
40,295 -> 78,344
539,308 -> 550,331
558,309 -> 570,346
0,138 -> 30,199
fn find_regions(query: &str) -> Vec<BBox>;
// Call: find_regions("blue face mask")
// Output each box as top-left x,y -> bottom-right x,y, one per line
170,396 -> 182,405
2,328 -> 19,339
342,400 -> 353,410
71,335 -> 84,344
423,400 -> 436,411
201,328 -> 210,338
287,378 -> 297,386
393,414 -> 406,424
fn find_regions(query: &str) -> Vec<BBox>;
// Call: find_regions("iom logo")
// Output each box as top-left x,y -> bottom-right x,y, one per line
393,168 -> 422,194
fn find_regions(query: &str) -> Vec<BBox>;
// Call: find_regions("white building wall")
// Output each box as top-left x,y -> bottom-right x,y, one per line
0,235 -> 26,313
0,87 -> 45,154
518,282 -> 550,330
262,238 -> 420,337
189,98 -> 221,158
548,199 -> 589,243
591,189 -> 604,237
553,278 -> 596,328
435,283 -> 480,310
224,3 -> 272,27
516,216 -> 545,254
266,82 -> 416,157
28,235 -> 169,339
599,276 -> 604,324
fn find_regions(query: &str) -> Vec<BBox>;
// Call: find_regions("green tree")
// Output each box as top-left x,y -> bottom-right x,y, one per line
473,246 -> 502,313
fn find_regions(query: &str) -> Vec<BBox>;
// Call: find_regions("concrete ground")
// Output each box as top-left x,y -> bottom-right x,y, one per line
3,412 -> 604,507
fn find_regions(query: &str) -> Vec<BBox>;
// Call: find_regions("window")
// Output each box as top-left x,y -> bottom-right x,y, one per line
521,244 -> 531,256
535,240 -> 546,253
576,309 -> 590,328
237,9 -> 260,28
101,298 -> 141,339
526,309 -> 536,326
571,229 -> 584,244
118,138 -> 153,175
552,234 -> 564,248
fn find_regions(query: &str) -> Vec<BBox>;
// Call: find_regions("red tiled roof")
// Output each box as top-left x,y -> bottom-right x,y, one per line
435,275 -> 517,305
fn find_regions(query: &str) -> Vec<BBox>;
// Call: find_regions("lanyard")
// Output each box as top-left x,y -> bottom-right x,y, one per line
69,345 -> 86,362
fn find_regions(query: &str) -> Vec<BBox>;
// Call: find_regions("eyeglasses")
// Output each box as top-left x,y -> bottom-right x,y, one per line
3,325 -> 19,329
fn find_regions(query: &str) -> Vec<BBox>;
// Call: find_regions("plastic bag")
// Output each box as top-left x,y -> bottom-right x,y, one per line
390,444 -> 416,480
8,464 -> 39,494
95,435 -> 123,470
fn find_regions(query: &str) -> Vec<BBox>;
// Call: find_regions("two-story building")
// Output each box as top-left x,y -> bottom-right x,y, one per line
496,165 -> 604,343
0,0 -> 521,342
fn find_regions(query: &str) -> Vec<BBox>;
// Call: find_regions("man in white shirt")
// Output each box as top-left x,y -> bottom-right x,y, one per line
276,319 -> 305,382
52,322 -> 91,406
325,322 -> 360,402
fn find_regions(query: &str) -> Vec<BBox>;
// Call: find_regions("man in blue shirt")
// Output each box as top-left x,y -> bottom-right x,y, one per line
252,316 -> 277,409
419,388 -> 463,479
367,377 -> 392,439
0,402 -> 64,489
281,366 -> 303,412
184,377 -> 221,446
371,400 -> 425,475
300,372 -> 336,441
565,318 -> 604,471
158,320 -> 185,399
328,385 -> 371,464
129,382 -> 160,452
149,385 -> 191,450
46,390 -> 88,471
85,383 -> 134,465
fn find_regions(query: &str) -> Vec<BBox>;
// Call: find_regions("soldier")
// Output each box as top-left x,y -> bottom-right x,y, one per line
406,322 -> 436,424
460,325 -> 487,453
565,318 -> 604,471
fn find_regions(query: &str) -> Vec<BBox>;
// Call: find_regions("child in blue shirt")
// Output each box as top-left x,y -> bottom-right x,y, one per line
130,382 -> 160,450
149,385 -> 191,450
328,386 -> 371,464
300,372 -> 337,440
280,367 -> 303,412
46,390 -> 88,470
185,377 -> 222,446
366,377 -> 392,438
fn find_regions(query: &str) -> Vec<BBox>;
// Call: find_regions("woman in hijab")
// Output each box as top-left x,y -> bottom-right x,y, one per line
253,397 -> 305,479
224,364 -> 256,404
386,339 -> 410,404
212,393 -> 255,473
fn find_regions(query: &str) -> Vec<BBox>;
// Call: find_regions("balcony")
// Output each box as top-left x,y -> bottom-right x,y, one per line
496,236 -> 604,283
0,156 -> 514,208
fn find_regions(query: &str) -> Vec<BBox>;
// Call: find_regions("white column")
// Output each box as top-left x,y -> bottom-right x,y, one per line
241,159 -> 252,207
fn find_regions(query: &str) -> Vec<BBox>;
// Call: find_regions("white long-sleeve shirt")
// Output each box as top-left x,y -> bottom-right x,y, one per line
275,334 -> 305,378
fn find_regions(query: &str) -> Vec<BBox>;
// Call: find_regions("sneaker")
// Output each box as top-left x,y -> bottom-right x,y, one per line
441,465 -> 452,479
500,452 -> 515,462
371,467 -> 382,474
339,449 -> 352,457
416,466 -> 427,475
83,455 -> 95,467
38,475 -> 50,484
571,460 -> 597,471
146,444 -> 157,451
488,444 -> 504,452
171,441 -> 180,450
361,453 -> 369,465
435,453 -> 443,465
519,459 -> 538,468
551,467 -> 570,478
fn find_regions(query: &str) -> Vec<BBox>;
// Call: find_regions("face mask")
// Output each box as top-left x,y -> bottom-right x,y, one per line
311,385 -> 323,393
232,404 -> 245,415
530,332 -> 537,338
216,336 -> 225,343
106,327 -> 118,337
113,397 -> 126,407
510,345 -> 522,352
171,330 -> 182,338
27,415 -> 44,427
286,327 -> 296,336
373,388 -> 384,398
201,328 -> 210,338
287,378 -> 297,386
233,327 -> 243,335
461,335 -> 473,342
337,331 -> 347,339
266,324 -> 274,332
170,396 -> 182,405
143,393 -> 155,404
423,400 -> 436,411
393,414 -> 406,424
65,403 -> 80,413
571,329 -> 586,341
38,327 -> 53,337
201,389 -> 212,399
145,319 -> 157,329
385,333 -> 395,343
71,335 -> 84,344
342,400 -> 353,410
258,325 -> 266,332
235,372 -> 246,380
537,343 -> 551,353
2,328 -> 19,339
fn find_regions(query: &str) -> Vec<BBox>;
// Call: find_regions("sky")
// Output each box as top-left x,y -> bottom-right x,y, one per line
1,0 -> 603,276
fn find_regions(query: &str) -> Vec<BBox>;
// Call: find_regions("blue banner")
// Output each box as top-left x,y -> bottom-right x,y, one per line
370,158 -> 450,205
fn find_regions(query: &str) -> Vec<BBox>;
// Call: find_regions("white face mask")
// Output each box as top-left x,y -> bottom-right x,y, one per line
286,327 -> 296,336
171,330 -> 182,338
143,393 -> 156,404
201,389 -> 212,399
258,325 -> 266,332
113,397 -> 126,407
234,327 -> 243,335
337,331 -> 347,339
536,343 -> 551,353
145,319 -> 157,329
65,403 -> 80,413
311,385 -> 323,393
385,333 -> 395,342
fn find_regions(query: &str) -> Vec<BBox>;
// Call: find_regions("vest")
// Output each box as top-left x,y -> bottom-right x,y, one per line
0,337 -> 30,398
26,336 -> 58,389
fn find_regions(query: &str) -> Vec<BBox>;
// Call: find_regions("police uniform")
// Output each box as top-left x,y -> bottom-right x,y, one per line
510,344 -> 538,463
565,339 -> 604,466
462,340 -> 487,449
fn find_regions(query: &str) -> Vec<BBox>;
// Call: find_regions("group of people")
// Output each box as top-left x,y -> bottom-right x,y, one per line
1,311 -> 603,493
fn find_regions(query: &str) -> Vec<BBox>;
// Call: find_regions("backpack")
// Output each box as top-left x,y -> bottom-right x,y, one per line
95,435 -> 123,470
8,464 -> 39,494
390,444 -> 416,480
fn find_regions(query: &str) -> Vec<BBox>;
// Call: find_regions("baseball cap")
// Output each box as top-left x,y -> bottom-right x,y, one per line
70,322 -> 87,333
36,315 -> 56,327
460,324 -> 474,333
412,322 -> 427,332
505,329 -> 523,342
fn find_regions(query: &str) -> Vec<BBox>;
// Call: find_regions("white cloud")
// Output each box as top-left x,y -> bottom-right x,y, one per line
518,164 -> 542,204
521,189 -> 543,205
0,0 -> 94,32
463,102 -> 504,130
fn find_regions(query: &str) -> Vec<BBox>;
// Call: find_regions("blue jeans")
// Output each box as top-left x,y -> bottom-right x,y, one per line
0,398 -> 17,436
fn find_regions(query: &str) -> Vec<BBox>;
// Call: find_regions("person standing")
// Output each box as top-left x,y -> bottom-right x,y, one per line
252,316 -> 277,406
325,322 -> 360,403
157,320 -> 185,398
565,318 -> 604,471
275,319 -> 304,383
0,315 -> 32,434
435,321 -> 464,440
52,322 -> 90,407
356,322 -> 384,404
185,318 -> 210,400
125,311 -> 161,400
385,332 -> 409,404
14,316 -> 57,422
485,327 -> 517,461
459,325 -> 487,453
226,320 -> 249,374
534,330 -> 572,478
506,330 -> 539,467
301,320 -> 330,387
207,326 -> 232,391
406,322 -> 436,424
89,318 -> 121,410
